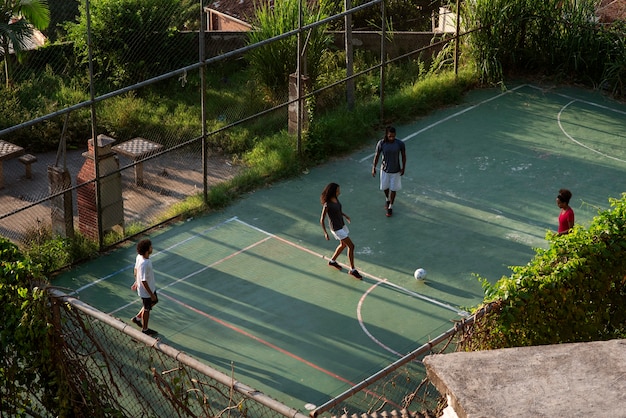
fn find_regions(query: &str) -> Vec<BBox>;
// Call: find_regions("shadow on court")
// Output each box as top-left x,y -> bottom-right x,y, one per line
54,83 -> 626,410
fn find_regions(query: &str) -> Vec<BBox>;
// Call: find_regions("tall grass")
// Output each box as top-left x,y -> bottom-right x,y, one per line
246,0 -> 335,99
462,0 -> 626,91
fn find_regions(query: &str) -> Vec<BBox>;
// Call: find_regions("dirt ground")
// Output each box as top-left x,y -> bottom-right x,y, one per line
0,146 -> 241,244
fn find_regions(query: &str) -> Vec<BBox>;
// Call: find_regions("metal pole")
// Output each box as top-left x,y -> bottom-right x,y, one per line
454,0 -> 461,77
200,0 -> 208,202
86,0 -> 103,248
296,0 -> 303,155
345,0 -> 354,110
379,0 -> 386,123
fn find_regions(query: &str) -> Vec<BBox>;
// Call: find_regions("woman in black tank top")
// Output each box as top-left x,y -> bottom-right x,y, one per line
319,183 -> 362,279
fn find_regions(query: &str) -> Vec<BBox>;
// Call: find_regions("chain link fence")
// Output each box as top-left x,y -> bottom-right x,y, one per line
47,287 -> 484,418
3,0 -> 461,416
0,0 -> 454,249
48,288 -> 310,418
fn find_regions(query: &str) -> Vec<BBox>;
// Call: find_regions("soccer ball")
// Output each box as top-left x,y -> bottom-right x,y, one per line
414,268 -> 427,280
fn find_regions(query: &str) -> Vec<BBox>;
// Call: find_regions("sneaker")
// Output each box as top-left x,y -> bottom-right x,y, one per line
386,208 -> 393,217
349,269 -> 363,279
328,260 -> 342,270
131,316 -> 143,328
142,328 -> 158,336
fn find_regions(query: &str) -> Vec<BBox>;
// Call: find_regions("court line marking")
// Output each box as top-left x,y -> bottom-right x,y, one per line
161,292 -> 352,382
109,235 -> 272,315
526,84 -> 626,116
236,218 -> 468,358
160,290 -> 404,411
358,84 -> 529,163
233,217 -> 467,316
108,214 -> 467,355
357,281 -> 404,357
72,216 -> 241,295
557,99 -> 626,163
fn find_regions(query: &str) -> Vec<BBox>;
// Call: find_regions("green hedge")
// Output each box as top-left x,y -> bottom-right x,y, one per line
465,193 -> 626,350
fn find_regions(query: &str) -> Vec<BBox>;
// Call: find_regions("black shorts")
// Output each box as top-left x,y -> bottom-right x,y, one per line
141,291 -> 158,311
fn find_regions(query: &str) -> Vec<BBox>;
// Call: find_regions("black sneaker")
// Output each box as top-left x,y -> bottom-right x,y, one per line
142,328 -> 158,336
349,269 -> 363,279
328,260 -> 342,270
386,208 -> 393,217
131,317 -> 143,328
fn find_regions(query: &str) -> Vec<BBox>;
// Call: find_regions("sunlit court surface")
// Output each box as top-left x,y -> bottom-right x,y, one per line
54,84 -> 626,410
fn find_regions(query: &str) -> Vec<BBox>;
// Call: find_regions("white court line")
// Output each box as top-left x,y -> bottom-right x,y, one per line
526,84 -> 626,116
234,217 -> 467,316
524,84 -> 626,163
109,235 -> 273,315
557,99 -> 626,164
98,200 -> 465,319
107,216 -> 467,360
357,281 -> 404,357
72,216 -> 239,295
358,84 -> 529,163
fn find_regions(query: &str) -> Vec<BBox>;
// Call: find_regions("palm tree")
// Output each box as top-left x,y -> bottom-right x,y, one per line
0,0 -> 50,88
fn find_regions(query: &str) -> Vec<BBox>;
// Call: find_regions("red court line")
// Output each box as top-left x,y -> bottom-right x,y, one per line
160,291 -> 404,410
161,291 -> 352,383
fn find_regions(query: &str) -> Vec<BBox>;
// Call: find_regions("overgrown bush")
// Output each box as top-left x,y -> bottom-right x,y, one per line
22,225 -> 99,273
64,0 -> 183,88
463,193 -> 626,351
0,237 -> 64,415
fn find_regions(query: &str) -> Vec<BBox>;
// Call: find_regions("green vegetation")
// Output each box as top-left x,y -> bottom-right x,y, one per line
22,224 -> 99,271
462,0 -> 626,95
0,238 -> 64,416
0,0 -> 50,88
447,0 -> 626,351
64,0 -> 183,88
2,6 -> 626,405
463,194 -> 626,350
246,0 -> 335,99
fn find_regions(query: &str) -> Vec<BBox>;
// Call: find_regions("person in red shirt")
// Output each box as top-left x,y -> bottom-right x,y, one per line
556,189 -> 574,235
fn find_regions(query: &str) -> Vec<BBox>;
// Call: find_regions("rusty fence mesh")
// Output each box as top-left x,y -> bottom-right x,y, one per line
309,315 -> 485,418
48,286 -> 485,418
49,288 -> 309,418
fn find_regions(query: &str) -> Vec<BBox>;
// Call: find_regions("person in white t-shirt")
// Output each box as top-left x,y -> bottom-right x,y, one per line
130,239 -> 158,336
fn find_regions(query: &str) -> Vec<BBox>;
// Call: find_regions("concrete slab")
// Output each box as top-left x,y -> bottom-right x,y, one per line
423,339 -> 626,418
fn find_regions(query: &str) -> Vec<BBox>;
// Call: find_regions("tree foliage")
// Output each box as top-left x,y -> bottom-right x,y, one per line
0,0 -> 50,88
350,0 -> 441,32
463,194 -> 626,351
64,0 -> 183,88
0,237 -> 67,415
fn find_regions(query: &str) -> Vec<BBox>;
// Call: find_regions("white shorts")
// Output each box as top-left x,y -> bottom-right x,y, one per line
331,225 -> 350,240
380,171 -> 402,191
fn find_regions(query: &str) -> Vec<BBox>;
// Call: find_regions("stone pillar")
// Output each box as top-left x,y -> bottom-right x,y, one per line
288,73 -> 311,135
48,166 -> 74,239
77,135 -> 124,241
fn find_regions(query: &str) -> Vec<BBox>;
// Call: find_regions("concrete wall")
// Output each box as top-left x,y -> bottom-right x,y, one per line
202,31 -> 445,59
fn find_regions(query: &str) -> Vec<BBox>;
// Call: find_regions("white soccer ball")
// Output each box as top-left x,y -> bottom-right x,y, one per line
414,268 -> 427,280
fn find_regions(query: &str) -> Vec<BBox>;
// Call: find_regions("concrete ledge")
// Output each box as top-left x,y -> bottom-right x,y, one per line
423,339 -> 626,418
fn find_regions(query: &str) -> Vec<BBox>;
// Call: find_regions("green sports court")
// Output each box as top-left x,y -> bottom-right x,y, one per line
54,83 -> 626,411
